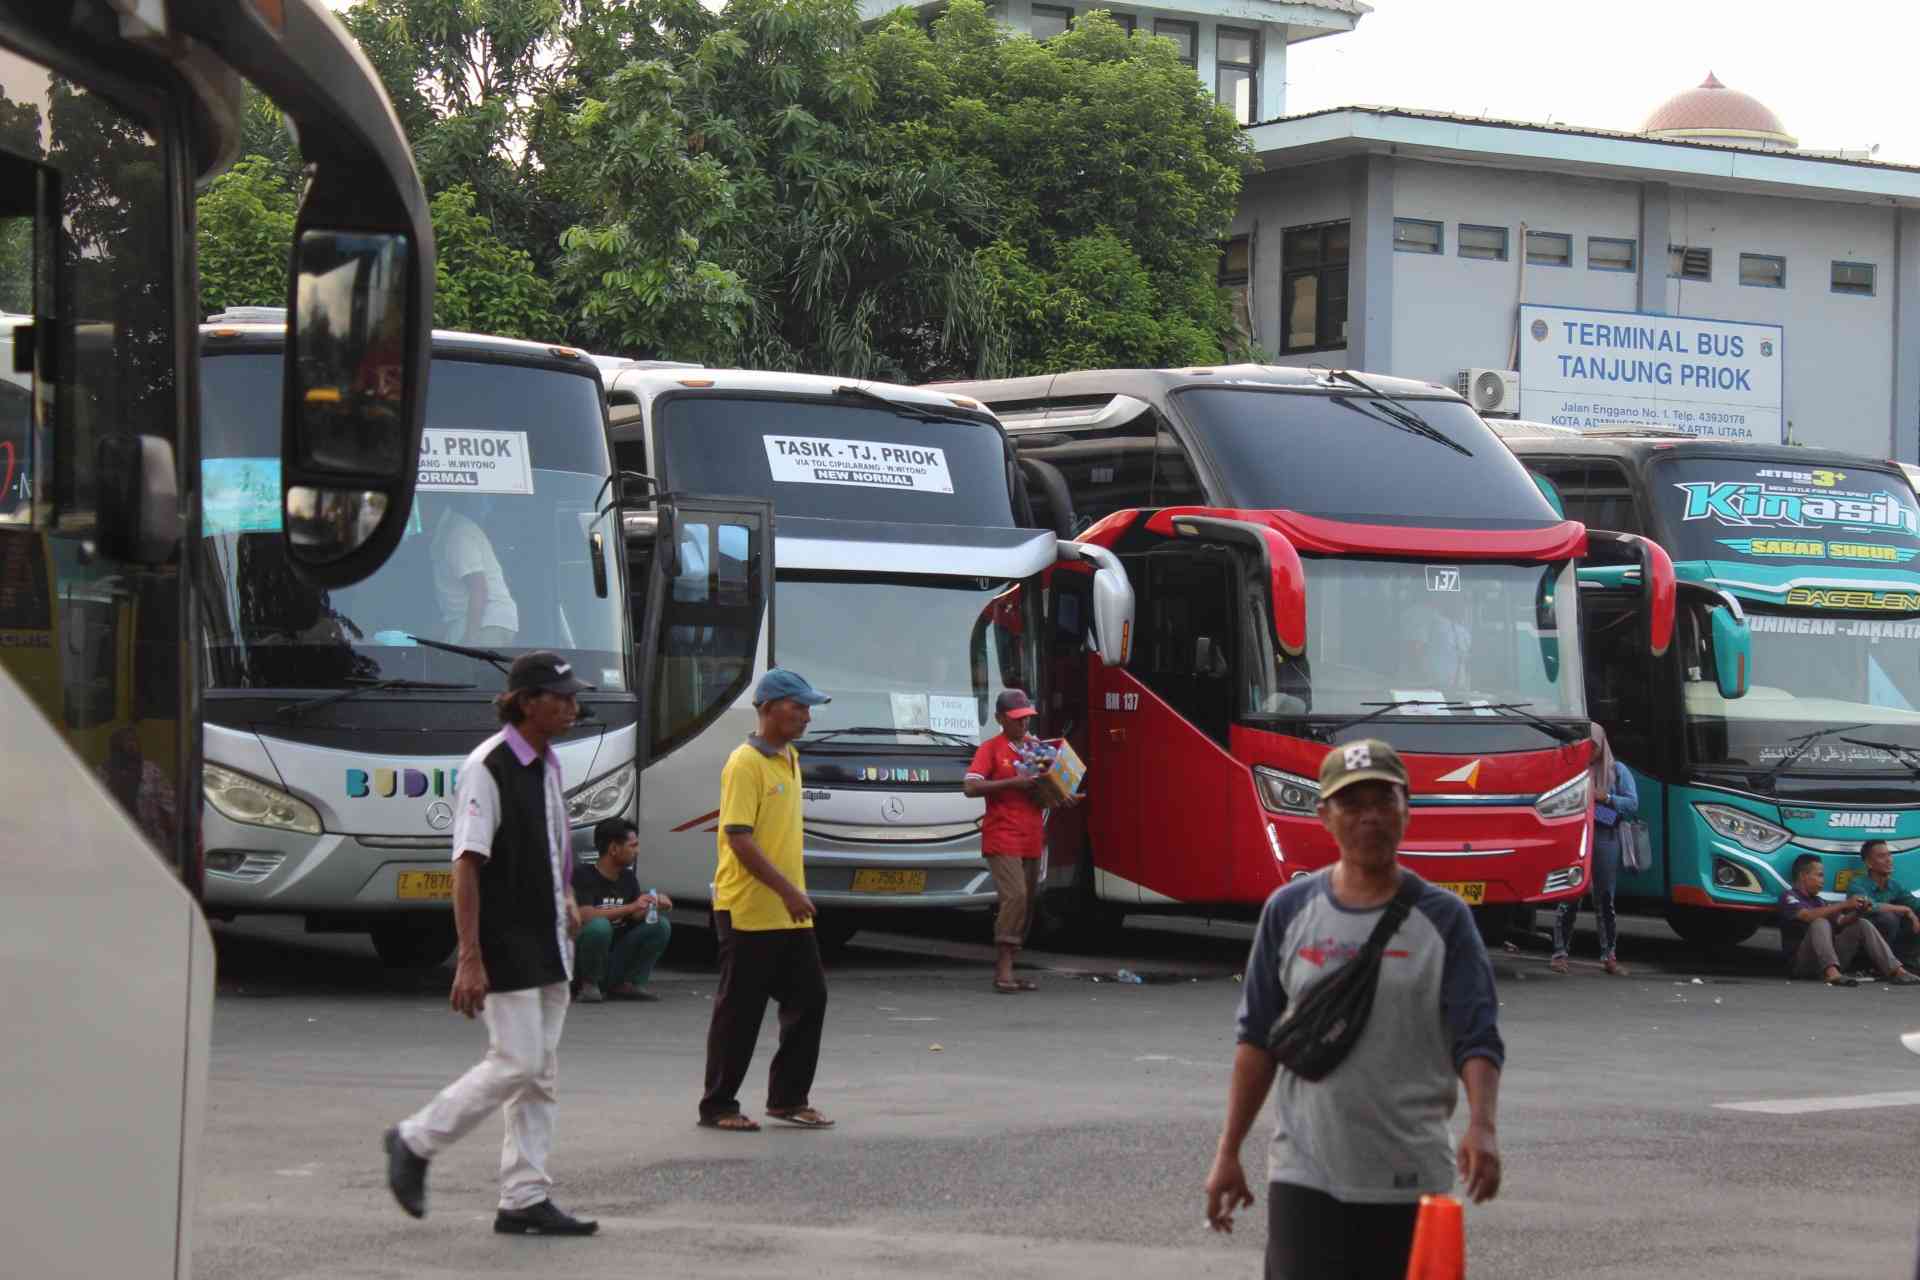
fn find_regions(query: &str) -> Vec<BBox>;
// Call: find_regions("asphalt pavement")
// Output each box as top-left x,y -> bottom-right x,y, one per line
193,912 -> 1920,1279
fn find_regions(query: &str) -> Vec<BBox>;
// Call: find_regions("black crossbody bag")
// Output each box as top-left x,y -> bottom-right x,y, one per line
1266,876 -> 1421,1082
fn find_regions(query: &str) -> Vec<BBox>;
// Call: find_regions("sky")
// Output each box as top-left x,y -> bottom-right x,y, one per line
1284,0 -> 1920,163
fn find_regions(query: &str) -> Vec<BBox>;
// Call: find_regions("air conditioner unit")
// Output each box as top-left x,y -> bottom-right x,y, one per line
1457,368 -> 1519,415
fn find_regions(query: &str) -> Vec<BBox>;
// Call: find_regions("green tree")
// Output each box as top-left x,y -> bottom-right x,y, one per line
864,2 -> 1255,375
430,184 -> 561,339
196,154 -> 297,316
559,0 -> 998,375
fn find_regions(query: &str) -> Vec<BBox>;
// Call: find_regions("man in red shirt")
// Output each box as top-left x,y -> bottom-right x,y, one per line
965,689 -> 1073,993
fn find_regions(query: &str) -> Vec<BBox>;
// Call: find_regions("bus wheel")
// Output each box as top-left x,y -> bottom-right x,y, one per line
1666,907 -> 1762,949
369,915 -> 458,969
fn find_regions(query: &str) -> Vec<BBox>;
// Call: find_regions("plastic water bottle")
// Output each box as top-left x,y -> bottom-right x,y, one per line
1116,968 -> 1144,984
645,889 -> 659,926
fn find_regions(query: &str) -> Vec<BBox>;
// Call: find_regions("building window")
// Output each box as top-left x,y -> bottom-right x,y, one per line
1216,27 -> 1257,124
1030,4 -> 1072,40
1832,260 -> 1877,296
1669,244 -> 1711,281
1589,237 -> 1636,273
1153,18 -> 1196,66
1525,231 -> 1572,268
1107,12 -> 1136,33
1458,224 -> 1508,261
1280,221 -> 1349,354
1739,253 -> 1785,289
1220,236 -> 1252,343
1392,218 -> 1442,255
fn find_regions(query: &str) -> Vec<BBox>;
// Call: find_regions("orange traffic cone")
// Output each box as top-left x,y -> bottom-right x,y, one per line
1403,1193 -> 1465,1280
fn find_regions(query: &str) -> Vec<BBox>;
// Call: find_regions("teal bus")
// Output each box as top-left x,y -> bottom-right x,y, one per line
1502,430 -> 1920,946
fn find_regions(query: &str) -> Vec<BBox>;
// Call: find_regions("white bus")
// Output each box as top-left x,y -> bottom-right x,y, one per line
194,319 -> 657,967
602,365 -> 1131,945
0,2 -> 436,1273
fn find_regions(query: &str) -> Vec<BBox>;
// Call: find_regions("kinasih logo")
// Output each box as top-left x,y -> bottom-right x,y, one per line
1674,482 -> 1920,537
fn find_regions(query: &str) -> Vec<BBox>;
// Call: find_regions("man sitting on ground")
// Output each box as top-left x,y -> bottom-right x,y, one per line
571,817 -> 673,1003
1778,853 -> 1920,987
1852,839 -> 1920,964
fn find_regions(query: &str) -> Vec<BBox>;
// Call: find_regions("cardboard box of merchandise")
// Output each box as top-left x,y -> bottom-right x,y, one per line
1032,737 -> 1086,807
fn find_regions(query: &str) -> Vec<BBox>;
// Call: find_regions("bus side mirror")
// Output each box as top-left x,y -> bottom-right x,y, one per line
282,229 -> 427,587
1711,605 -> 1750,699
1059,539 -> 1135,667
1586,529 -> 1675,657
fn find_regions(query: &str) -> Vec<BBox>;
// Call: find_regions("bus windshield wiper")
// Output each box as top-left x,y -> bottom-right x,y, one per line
1322,699 -> 1453,735
832,384 -> 969,425
1325,370 -> 1472,457
405,634 -> 514,676
1839,736 -> 1920,780
799,725 -> 977,750
1757,723 -> 1872,789
1443,701 -> 1584,744
278,677 -> 475,719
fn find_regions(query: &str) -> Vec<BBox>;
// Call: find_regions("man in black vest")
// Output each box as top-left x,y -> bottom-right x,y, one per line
383,651 -> 598,1236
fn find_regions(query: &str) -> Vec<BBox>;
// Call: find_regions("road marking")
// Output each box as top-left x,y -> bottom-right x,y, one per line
1715,1089 -> 1920,1115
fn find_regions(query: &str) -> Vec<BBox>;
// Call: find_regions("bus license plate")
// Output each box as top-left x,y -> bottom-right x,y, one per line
1434,881 -> 1487,906
850,868 -> 926,894
396,870 -> 455,901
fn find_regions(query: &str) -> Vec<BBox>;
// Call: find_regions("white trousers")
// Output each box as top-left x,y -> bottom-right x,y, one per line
397,982 -> 569,1210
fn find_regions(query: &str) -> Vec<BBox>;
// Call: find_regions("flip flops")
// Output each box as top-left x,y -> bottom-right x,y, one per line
765,1107 -> 835,1129
697,1113 -> 761,1132
1825,974 -> 1860,988
993,978 -> 1038,993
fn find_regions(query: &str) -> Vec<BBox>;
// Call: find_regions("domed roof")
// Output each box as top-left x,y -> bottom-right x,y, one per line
1642,73 -> 1796,148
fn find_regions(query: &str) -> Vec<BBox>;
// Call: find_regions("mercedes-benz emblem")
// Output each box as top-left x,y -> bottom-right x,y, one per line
425,801 -> 454,831
881,796 -> 906,823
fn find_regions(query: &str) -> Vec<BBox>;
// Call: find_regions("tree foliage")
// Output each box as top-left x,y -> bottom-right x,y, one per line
196,155 -> 297,315
430,184 -> 562,339
199,0 -> 1256,376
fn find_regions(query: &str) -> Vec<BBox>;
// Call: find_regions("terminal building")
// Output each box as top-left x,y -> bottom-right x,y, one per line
859,0 -> 1920,462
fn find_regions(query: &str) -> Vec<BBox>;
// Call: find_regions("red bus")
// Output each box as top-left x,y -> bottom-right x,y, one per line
933,367 -> 1675,932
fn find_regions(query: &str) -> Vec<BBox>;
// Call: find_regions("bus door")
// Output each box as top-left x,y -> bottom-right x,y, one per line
630,494 -> 775,771
1091,542 -> 1242,905
1042,561 -> 1094,882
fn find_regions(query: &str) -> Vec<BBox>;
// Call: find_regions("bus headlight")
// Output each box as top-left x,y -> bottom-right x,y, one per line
203,763 -> 322,835
1253,767 -> 1319,817
1695,803 -> 1791,853
567,766 -> 635,827
1534,773 -> 1590,820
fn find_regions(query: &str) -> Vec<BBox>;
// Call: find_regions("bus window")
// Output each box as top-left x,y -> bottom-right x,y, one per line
1152,424 -> 1206,507
1528,458 -> 1644,535
1136,550 -> 1236,747
1584,595 -> 1655,767
651,514 -> 765,756
1014,405 -> 1158,531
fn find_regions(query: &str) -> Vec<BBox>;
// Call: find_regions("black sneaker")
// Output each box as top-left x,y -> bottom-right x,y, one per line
383,1127 -> 428,1219
494,1200 -> 599,1236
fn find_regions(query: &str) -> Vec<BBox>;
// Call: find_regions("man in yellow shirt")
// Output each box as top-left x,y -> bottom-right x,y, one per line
698,668 -> 836,1132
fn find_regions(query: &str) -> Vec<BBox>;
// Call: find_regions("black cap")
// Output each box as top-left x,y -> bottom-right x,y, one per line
507,650 -> 594,695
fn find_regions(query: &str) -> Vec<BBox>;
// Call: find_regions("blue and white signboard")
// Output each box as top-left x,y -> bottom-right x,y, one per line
1517,304 -> 1783,441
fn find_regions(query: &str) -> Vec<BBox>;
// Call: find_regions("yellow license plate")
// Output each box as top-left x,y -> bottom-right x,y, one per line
1434,881 -> 1487,906
396,870 -> 455,901
850,868 -> 927,894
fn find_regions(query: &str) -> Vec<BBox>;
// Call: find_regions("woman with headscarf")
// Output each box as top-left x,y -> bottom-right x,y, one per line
1551,724 -> 1637,975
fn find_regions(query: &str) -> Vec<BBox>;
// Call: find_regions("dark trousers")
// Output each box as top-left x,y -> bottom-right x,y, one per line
1553,824 -> 1623,959
1265,1182 -> 1420,1280
699,911 -> 829,1120
1869,908 -> 1920,961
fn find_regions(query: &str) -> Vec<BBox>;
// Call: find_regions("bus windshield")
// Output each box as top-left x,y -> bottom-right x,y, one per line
199,353 -> 626,691
1172,388 -> 1560,528
1686,609 -> 1920,772
656,394 -> 1017,526
1652,456 -> 1920,568
1248,559 -> 1584,723
777,573 -> 1036,750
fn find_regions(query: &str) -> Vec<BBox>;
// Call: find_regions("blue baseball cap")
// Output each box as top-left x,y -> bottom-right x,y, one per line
752,667 -> 831,707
